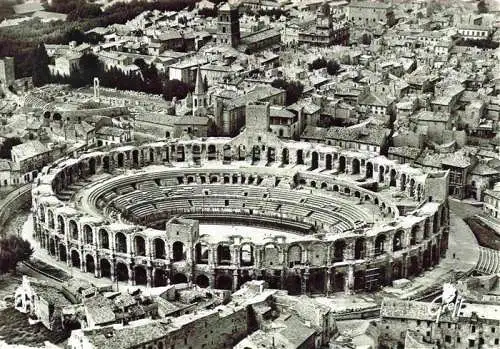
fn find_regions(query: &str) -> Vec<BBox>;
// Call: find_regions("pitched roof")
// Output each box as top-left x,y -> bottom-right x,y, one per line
11,141 -> 49,162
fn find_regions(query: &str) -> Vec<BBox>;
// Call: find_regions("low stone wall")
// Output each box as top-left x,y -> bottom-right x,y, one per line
0,184 -> 32,236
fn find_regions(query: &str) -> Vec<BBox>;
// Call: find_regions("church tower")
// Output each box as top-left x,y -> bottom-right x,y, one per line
216,3 -> 240,48
192,67 -> 206,117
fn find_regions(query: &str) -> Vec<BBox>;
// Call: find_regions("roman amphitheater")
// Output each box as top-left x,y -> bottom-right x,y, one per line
31,103 -> 450,296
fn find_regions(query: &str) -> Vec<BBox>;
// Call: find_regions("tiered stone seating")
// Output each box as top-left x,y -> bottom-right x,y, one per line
476,247 -> 500,274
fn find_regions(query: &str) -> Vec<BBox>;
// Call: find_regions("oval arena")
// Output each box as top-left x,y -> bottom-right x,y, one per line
31,123 -> 450,296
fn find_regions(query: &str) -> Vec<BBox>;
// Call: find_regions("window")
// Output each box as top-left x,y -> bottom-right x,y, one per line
469,339 -> 475,347
445,335 -> 451,343
472,325 -> 476,333
492,327 -> 496,333
495,338 -> 499,345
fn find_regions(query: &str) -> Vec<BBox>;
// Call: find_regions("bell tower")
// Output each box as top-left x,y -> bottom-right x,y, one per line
216,3 -> 240,48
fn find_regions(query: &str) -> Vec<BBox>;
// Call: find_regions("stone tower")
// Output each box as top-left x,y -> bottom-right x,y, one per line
192,67 -> 206,117
216,3 -> 240,48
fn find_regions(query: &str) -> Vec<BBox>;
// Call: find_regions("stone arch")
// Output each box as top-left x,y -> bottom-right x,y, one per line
196,274 -> 210,288
117,153 -> 125,167
59,244 -> 67,262
154,269 -> 167,287
282,148 -> 289,165
83,225 -> 93,244
375,234 -> 386,256
238,145 -> 246,160
321,182 -> 328,189
339,156 -> 346,173
378,165 -> 385,183
134,266 -> 147,285
392,261 -> 403,280
263,244 -> 279,267
70,220 -> 78,240
57,215 -> 65,235
311,151 -> 319,170
366,162 -> 373,178
333,240 -> 346,263
284,273 -> 301,295
393,230 -> 404,251
252,145 -> 261,163
325,154 -> 333,170
217,244 -> 231,265
49,238 -> 56,256
207,144 -> 217,160
309,270 -> 325,294
240,243 -> 254,266
352,158 -> 360,175
99,229 -> 109,249
153,238 -> 166,259
176,145 -> 185,162
71,250 -> 81,268
400,173 -> 407,191
172,241 -> 184,261
410,225 -> 418,245
116,262 -> 129,281
390,169 -> 397,187
134,235 -> 146,256
89,158 -> 96,175
223,144 -> 231,163
115,232 -> 127,253
149,148 -> 155,163
288,244 -> 302,266
103,156 -> 110,172
100,259 -> 111,278
310,243 -> 327,266
216,274 -> 232,290
296,149 -> 304,165
195,242 -> 209,264
310,180 -> 316,188
409,178 -> 415,197
354,238 -> 365,259
86,254 -> 95,274
48,210 -> 55,229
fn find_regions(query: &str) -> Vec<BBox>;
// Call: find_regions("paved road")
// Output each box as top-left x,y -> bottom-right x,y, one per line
449,198 -> 482,219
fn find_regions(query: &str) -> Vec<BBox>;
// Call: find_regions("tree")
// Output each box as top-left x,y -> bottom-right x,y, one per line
309,57 -> 328,71
477,0 -> 488,14
326,60 -> 340,76
0,235 -> 34,274
32,43 -> 51,87
163,79 -> 192,101
271,79 -> 304,106
0,137 -> 22,159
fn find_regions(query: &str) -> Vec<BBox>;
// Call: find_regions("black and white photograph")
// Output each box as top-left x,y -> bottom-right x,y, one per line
0,0 -> 499,348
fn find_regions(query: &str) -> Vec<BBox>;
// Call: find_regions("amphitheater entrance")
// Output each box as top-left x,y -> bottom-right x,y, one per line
116,262 -> 129,282
154,238 -> 166,259
333,272 -> 345,292
333,240 -> 345,263
192,144 -> 201,165
89,158 -> 96,175
177,146 -> 185,162
103,156 -> 110,172
223,145 -> 231,163
353,270 -> 365,291
71,250 -> 80,268
354,238 -> 366,259
296,149 -> 304,165
282,148 -> 289,165
134,266 -> 147,285
309,270 -> 325,294
285,273 -> 302,295
267,147 -> 276,164
352,158 -> 360,175
117,153 -> 124,167
339,156 -> 346,173
390,169 -> 397,187
172,241 -> 184,262
252,145 -> 261,164
172,273 -> 187,284
216,274 -> 232,290
86,255 -> 95,274
431,245 -> 438,265
196,274 -> 210,288
131,150 -> 139,167
207,144 -> 216,160
392,262 -> 403,280
408,256 -> 419,277
59,244 -> 67,262
311,152 -> 318,170
262,270 -> 280,289
239,270 -> 253,287
423,249 -> 431,269
366,162 -> 373,178
326,154 -> 332,170
154,269 -> 167,287
100,259 -> 111,278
